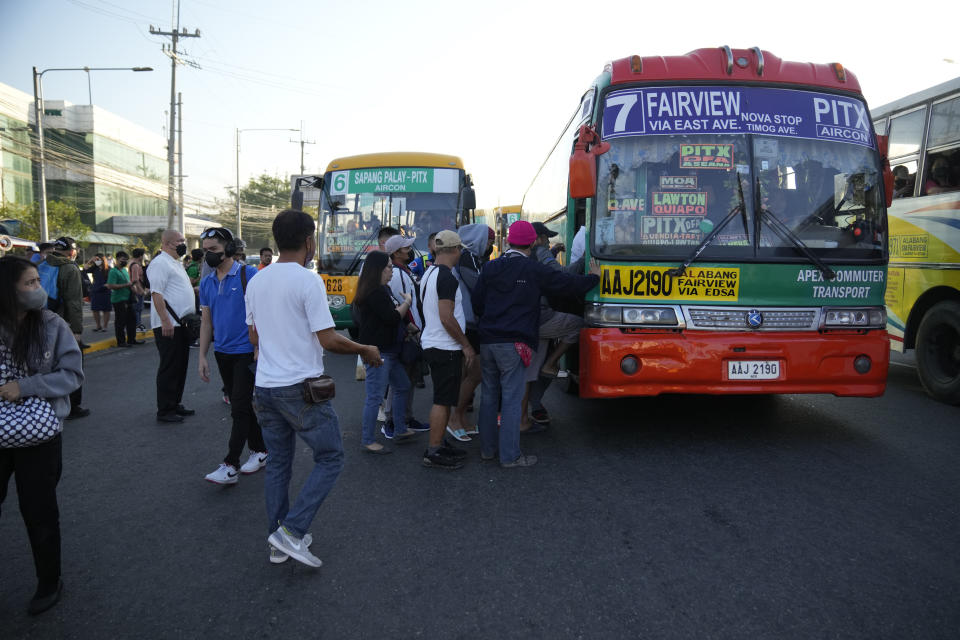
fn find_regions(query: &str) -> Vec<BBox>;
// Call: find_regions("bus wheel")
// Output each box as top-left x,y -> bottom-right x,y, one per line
915,300 -> 960,405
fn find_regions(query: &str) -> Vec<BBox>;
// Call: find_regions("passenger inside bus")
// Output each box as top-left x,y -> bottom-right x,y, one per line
892,165 -> 916,198
924,154 -> 960,195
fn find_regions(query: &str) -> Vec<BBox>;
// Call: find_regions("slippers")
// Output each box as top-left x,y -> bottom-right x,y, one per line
540,365 -> 559,378
362,445 -> 392,455
446,426 -> 472,442
463,425 -> 479,435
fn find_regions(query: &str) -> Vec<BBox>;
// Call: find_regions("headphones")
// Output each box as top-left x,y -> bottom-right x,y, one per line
201,227 -> 236,257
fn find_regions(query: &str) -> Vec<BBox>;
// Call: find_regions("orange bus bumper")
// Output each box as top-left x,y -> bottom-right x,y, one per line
578,328 -> 889,398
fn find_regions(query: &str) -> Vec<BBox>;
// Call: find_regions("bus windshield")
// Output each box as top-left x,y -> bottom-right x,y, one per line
594,87 -> 885,263
318,169 -> 462,273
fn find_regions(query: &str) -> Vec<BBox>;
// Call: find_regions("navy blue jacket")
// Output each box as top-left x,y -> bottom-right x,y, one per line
473,250 -> 599,348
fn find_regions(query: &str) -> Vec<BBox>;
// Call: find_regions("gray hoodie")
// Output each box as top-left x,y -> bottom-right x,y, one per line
453,224 -> 489,328
2,310 -> 84,422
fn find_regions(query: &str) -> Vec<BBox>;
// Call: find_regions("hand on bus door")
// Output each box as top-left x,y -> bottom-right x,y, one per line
588,258 -> 601,277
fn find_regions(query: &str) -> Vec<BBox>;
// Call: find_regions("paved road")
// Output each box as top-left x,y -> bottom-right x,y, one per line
3,343 -> 958,638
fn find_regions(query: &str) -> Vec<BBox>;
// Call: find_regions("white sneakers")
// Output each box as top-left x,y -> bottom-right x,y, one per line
204,463 -> 239,485
240,451 -> 268,474
269,533 -> 314,564
205,452 -> 266,484
268,526 -> 323,567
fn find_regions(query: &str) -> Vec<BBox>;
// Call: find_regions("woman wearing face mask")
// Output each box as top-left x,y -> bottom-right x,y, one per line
84,253 -> 112,332
105,251 -> 140,347
0,256 -> 83,616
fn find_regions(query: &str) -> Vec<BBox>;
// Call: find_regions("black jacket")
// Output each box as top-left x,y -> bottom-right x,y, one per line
356,286 -> 402,352
473,251 -> 599,348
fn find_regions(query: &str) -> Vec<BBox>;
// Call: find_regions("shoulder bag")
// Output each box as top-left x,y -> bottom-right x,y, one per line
0,341 -> 62,448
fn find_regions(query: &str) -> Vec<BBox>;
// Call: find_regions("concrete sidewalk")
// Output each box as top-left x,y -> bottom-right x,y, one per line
79,299 -> 154,355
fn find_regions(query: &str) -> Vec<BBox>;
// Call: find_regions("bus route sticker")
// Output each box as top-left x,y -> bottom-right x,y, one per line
680,144 -> 733,169
600,265 -> 740,301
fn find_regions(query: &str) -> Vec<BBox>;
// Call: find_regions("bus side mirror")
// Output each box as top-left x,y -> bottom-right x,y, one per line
291,188 -> 304,210
461,185 -> 477,211
876,134 -> 893,208
569,124 -> 610,199
569,144 -> 596,199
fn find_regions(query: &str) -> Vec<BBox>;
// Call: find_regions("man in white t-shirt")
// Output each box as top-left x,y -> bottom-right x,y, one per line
147,229 -> 195,423
246,209 -> 381,568
418,230 -> 476,471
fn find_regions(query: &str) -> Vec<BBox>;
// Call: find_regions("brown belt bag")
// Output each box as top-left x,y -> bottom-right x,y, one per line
303,375 -> 335,403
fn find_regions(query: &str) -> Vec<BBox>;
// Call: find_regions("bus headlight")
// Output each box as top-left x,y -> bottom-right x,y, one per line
821,307 -> 885,329
327,295 -> 346,309
585,304 -> 680,327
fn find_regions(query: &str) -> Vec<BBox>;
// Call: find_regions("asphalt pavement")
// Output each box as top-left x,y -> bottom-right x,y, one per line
2,342 -> 959,638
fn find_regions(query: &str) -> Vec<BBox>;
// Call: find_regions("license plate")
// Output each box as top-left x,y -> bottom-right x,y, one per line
323,276 -> 345,293
727,360 -> 780,380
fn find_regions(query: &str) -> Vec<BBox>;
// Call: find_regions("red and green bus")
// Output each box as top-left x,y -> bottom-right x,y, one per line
523,47 -> 893,398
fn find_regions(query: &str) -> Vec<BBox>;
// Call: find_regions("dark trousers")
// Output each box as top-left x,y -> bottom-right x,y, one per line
70,349 -> 83,409
214,351 -> 265,467
112,300 -> 137,345
153,326 -> 191,416
0,435 -> 63,589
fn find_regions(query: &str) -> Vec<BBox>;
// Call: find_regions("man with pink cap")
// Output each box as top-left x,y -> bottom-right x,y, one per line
472,220 -> 600,467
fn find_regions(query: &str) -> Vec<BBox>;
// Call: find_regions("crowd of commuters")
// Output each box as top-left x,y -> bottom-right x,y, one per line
1,210 -> 600,609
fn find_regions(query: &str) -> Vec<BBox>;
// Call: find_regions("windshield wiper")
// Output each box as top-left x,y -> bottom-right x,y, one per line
668,171 -> 748,278
754,177 -> 836,281
344,225 -> 380,276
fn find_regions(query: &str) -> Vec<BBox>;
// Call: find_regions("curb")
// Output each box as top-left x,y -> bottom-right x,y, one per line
84,329 -> 155,355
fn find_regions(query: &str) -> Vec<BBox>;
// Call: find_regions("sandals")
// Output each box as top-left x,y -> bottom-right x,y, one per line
362,444 -> 392,455
445,426 -> 472,442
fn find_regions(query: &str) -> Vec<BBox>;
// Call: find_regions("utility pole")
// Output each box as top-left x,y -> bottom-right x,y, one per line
31,67 -> 49,242
150,17 -> 200,232
177,92 -> 184,234
290,121 -> 315,175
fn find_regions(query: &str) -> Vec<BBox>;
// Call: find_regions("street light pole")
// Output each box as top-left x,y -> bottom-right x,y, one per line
235,126 -> 299,238
31,66 -> 153,242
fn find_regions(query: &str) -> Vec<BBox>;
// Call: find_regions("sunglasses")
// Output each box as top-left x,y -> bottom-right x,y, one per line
201,228 -> 231,240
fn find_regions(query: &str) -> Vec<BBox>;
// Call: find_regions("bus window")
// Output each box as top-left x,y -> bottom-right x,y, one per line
923,150 -> 960,195
888,108 -> 926,158
927,95 -> 960,148
891,160 -> 918,198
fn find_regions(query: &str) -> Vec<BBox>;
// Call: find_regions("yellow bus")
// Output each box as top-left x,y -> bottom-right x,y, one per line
292,152 -> 476,329
872,76 -> 960,404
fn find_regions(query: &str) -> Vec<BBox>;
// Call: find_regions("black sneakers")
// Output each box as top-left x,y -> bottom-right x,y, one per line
440,438 -> 468,459
422,448 -> 464,470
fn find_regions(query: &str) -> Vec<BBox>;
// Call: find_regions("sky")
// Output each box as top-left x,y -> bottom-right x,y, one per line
1,0 -> 958,214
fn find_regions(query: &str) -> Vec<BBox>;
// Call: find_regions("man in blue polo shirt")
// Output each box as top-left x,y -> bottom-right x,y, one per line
196,227 -> 267,485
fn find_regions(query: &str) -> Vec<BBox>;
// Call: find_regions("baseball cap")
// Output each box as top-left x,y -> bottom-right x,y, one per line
53,236 -> 77,251
433,230 -> 462,249
532,222 -> 558,238
506,221 -> 537,246
383,234 -> 415,255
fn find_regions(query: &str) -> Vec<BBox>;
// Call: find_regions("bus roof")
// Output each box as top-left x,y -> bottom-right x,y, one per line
871,76 -> 960,119
607,47 -> 862,94
325,152 -> 465,172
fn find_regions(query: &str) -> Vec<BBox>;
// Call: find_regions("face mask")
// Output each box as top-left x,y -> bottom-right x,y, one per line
205,251 -> 224,268
18,287 -> 48,310
175,243 -> 187,257
94,259 -> 102,266
119,260 -> 129,267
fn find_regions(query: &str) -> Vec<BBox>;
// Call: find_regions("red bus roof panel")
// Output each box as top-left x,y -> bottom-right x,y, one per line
609,48 -> 862,94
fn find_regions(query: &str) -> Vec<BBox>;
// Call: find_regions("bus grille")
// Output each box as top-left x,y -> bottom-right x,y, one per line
685,307 -> 819,331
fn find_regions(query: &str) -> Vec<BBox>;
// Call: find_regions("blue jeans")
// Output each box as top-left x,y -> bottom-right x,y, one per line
478,343 -> 527,464
253,383 -> 344,538
362,353 -> 410,445
133,293 -> 144,327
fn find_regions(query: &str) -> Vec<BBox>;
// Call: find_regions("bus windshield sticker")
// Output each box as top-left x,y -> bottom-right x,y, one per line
638,215 -> 710,245
660,176 -> 697,189
600,265 -> 740,301
651,191 -> 708,216
680,144 -> 733,169
602,86 -> 875,149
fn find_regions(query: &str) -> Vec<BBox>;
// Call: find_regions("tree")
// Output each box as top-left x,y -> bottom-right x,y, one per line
226,173 -> 290,210
0,200 -> 91,242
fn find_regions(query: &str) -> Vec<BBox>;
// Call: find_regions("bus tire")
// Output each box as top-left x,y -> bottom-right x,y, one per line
915,300 -> 960,405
